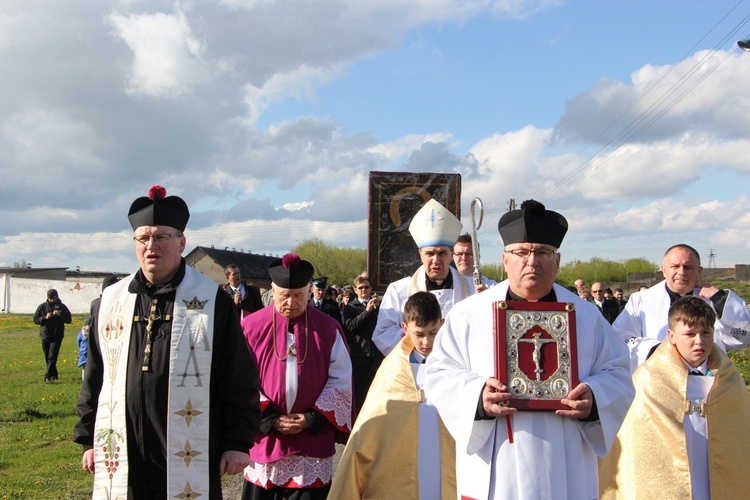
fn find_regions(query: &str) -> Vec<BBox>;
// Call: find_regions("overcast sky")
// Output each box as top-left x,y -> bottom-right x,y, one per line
2,0 -> 750,275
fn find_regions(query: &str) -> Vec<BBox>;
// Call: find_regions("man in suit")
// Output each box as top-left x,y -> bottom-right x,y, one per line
310,277 -> 342,325
591,282 -> 620,324
222,264 -> 264,320
613,288 -> 627,316
343,275 -> 383,413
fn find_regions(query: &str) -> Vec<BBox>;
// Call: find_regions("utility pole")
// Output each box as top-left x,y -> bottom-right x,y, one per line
708,249 -> 716,269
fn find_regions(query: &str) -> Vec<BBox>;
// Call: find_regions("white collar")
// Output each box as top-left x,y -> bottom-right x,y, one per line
682,358 -> 710,375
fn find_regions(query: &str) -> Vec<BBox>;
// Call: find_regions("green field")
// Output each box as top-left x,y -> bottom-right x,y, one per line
0,315 -> 92,499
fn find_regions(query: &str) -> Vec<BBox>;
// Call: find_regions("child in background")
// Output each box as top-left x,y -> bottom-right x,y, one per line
77,316 -> 91,381
329,291 -> 455,499
600,296 -> 750,499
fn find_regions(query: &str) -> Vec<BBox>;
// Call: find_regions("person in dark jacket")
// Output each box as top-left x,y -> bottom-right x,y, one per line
33,288 -> 72,384
222,264 -> 264,320
592,282 -> 620,324
309,277 -> 342,326
343,276 -> 384,413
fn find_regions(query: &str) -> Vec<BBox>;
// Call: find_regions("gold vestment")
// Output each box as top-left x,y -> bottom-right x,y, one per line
599,340 -> 750,499
328,336 -> 456,499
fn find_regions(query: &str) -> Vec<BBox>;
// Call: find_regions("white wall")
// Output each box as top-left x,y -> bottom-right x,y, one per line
2,277 -> 102,315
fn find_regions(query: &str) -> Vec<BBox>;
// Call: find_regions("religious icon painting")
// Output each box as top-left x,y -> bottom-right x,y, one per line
493,301 -> 579,411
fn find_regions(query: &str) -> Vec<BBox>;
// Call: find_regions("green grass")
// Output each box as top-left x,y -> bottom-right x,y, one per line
0,314 -> 92,499
713,280 -> 750,303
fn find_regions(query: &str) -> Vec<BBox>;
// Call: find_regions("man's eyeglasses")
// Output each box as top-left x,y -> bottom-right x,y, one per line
505,248 -> 557,261
454,252 -> 473,258
356,285 -> 371,290
133,233 -> 182,245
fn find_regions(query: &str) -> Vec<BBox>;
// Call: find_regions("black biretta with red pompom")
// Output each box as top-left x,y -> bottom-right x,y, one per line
497,199 -> 568,248
268,253 -> 315,289
128,185 -> 190,231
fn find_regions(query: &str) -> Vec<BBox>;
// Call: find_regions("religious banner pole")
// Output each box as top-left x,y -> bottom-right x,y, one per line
469,197 -> 483,289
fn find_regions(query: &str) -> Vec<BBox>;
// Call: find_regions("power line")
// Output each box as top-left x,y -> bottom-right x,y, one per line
526,3 -> 750,202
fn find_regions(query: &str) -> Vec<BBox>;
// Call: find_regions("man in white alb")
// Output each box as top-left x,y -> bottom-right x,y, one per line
613,243 -> 750,371
425,199 -> 634,500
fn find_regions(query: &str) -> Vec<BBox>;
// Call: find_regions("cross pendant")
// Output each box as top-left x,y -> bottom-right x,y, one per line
142,299 -> 161,372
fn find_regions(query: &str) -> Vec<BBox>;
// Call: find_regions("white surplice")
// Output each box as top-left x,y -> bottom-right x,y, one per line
373,265 -> 469,356
425,283 -> 634,500
613,280 -> 750,371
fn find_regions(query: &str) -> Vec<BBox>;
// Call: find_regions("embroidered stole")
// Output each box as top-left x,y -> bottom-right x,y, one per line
93,267 -> 216,499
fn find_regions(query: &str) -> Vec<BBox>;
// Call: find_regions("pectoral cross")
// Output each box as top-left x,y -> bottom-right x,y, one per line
518,332 -> 556,382
142,298 -> 161,372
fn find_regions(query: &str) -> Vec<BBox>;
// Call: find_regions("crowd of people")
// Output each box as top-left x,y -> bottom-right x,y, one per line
65,186 -> 750,499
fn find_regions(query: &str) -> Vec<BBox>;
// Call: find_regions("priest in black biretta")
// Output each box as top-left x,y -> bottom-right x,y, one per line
73,183 -> 261,498
497,199 -> 568,248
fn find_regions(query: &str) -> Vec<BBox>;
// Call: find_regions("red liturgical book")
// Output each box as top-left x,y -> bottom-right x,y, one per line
493,301 -> 579,411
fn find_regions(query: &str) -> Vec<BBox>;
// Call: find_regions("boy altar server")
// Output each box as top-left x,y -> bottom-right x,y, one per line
600,296 -> 750,499
329,291 -> 456,499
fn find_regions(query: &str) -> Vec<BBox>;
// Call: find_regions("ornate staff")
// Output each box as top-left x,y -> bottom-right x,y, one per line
470,197 -> 484,288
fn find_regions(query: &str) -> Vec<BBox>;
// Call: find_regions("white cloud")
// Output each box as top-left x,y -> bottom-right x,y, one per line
108,6 -> 209,97
556,50 -> 750,145
282,201 -> 314,212
242,64 -> 346,126
368,132 -> 454,162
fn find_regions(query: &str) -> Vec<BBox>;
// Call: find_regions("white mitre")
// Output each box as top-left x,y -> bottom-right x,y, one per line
408,198 -> 463,248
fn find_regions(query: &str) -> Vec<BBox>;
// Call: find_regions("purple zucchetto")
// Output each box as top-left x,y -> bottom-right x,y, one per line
497,199 -> 568,248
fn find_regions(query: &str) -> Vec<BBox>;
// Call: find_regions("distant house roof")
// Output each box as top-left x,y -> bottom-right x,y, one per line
66,270 -> 127,279
185,246 -> 278,280
0,267 -> 66,273
0,267 -> 68,280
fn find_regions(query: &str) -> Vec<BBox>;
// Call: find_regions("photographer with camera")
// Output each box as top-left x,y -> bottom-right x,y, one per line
343,275 -> 383,413
33,288 -> 72,384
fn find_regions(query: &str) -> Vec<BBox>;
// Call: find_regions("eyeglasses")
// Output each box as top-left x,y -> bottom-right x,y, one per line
356,285 -> 371,290
505,248 -> 557,261
133,233 -> 182,245
454,252 -> 473,258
